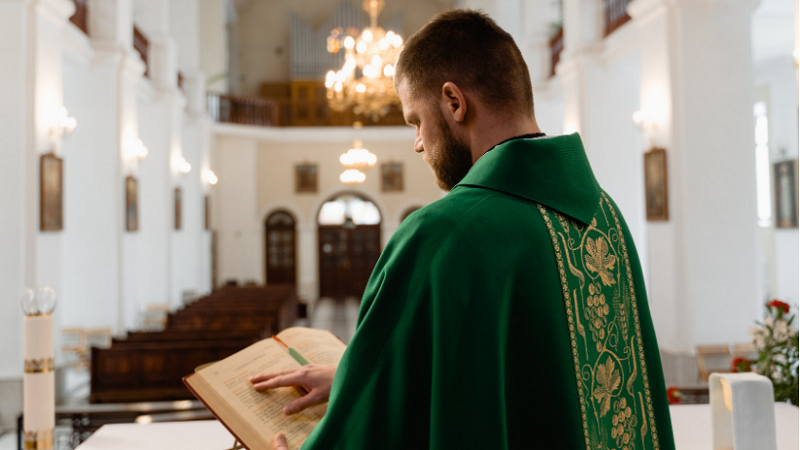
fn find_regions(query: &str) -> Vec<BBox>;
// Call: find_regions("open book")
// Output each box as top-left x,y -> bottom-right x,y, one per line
183,327 -> 347,450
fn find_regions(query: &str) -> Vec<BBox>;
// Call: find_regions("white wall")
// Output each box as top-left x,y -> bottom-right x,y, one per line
212,125 -> 441,301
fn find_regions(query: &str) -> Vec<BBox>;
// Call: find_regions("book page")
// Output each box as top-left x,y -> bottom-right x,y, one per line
276,327 -> 348,366
195,338 -> 326,450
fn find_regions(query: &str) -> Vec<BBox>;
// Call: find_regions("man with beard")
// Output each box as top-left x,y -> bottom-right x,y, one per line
253,9 -> 675,450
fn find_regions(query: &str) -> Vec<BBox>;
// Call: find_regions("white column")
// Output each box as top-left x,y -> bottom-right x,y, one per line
628,0 -> 761,352
0,0 -> 32,378
85,0 -> 145,331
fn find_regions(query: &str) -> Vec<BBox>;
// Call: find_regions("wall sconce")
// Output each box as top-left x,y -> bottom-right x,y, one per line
205,170 -> 218,185
50,107 -> 76,149
178,157 -> 192,174
632,110 -> 659,148
128,139 -> 148,160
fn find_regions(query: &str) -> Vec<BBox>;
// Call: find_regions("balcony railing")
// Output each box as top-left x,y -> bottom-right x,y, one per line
549,27 -> 564,78
133,26 -> 150,78
208,94 -> 280,127
604,0 -> 632,36
208,90 -> 405,128
69,0 -> 88,35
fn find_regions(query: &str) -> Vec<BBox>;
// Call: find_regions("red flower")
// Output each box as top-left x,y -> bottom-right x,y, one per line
768,299 -> 790,314
732,356 -> 751,373
666,386 -> 682,404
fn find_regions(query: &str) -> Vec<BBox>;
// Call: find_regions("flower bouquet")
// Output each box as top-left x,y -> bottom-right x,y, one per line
745,300 -> 799,405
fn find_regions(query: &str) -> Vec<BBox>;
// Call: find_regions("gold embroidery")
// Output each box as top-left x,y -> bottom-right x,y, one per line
24,358 -> 54,374
24,429 -> 53,449
538,195 -> 660,450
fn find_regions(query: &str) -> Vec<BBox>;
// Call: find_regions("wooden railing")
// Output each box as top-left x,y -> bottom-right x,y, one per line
604,0 -> 632,36
208,93 -> 280,126
207,92 -> 405,127
549,27 -> 564,78
133,26 -> 150,78
69,0 -> 89,35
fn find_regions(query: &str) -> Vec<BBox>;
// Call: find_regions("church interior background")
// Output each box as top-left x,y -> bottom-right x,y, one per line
0,0 -> 797,446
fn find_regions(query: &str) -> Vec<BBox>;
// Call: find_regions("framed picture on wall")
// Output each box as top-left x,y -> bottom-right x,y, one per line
125,176 -> 138,232
40,153 -> 64,231
175,187 -> 183,230
774,159 -> 798,229
381,162 -> 403,192
295,163 -> 318,193
644,148 -> 669,221
205,194 -> 211,231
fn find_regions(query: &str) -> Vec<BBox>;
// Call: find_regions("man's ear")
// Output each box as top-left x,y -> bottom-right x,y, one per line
441,82 -> 466,123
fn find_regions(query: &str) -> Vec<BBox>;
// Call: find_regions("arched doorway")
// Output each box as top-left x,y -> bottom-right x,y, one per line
317,193 -> 382,298
265,210 -> 296,285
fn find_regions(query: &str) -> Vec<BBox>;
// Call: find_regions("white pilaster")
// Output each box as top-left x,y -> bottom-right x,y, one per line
629,0 -> 761,352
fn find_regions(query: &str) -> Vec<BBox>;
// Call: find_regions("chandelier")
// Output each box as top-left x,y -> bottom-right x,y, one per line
325,0 -> 403,121
339,127 -> 377,185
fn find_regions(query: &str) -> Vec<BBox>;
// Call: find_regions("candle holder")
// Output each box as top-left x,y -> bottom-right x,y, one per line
21,287 -> 57,450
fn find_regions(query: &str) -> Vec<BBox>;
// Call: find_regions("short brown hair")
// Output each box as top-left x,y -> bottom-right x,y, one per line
395,9 -> 534,117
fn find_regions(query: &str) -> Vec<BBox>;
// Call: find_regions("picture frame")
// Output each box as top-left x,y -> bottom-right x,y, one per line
175,187 -> 183,230
295,163 -> 318,193
40,153 -> 64,231
381,162 -> 404,192
125,176 -> 138,232
644,148 -> 669,222
774,159 -> 798,229
205,194 -> 211,231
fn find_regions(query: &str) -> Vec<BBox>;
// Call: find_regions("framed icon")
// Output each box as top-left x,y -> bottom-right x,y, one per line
295,163 -> 318,193
774,159 -> 798,229
125,176 -> 138,232
40,153 -> 64,231
644,148 -> 668,221
381,162 -> 404,192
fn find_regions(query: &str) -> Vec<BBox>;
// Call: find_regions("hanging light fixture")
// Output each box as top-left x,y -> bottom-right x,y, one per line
339,139 -> 377,171
340,169 -> 367,184
325,0 -> 403,121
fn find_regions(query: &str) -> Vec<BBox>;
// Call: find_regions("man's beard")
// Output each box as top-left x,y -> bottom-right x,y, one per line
428,114 -> 473,191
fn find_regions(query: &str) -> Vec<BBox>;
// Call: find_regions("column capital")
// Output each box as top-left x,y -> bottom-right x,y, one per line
34,0 -> 75,23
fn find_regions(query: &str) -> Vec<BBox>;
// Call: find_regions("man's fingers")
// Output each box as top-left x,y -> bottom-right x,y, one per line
253,371 -> 306,391
273,432 -> 289,450
284,389 -> 324,415
250,368 -> 296,384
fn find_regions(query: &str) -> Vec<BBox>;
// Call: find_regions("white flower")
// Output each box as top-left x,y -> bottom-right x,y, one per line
764,317 -> 775,328
774,320 -> 789,342
747,326 -> 762,336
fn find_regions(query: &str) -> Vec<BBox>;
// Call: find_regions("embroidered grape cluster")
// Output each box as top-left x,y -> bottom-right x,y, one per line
585,282 -> 610,352
610,396 -> 637,450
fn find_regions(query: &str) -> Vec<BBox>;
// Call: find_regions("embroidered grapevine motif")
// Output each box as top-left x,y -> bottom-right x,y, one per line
537,195 -> 659,450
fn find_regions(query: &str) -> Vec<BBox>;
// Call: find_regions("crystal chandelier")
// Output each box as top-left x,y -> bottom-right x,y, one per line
339,126 -> 377,185
325,0 -> 403,121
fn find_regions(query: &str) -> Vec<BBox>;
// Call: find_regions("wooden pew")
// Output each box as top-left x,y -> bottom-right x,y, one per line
90,340 -> 252,403
90,286 -> 298,404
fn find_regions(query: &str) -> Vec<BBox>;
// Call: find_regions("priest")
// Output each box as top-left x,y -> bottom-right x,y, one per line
253,9 -> 676,450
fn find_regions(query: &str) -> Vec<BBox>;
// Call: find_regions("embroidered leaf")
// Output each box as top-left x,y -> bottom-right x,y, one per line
594,358 -> 620,417
585,237 -> 617,286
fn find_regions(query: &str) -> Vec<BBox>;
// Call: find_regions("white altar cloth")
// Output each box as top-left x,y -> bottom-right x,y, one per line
75,403 -> 799,450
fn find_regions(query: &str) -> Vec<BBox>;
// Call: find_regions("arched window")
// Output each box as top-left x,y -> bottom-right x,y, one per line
265,211 -> 296,285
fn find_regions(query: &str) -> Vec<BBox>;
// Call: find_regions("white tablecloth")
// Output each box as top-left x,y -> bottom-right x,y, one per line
75,403 -> 799,450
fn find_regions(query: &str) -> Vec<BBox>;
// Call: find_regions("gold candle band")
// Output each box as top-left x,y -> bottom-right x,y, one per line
24,429 -> 53,449
24,358 -> 54,374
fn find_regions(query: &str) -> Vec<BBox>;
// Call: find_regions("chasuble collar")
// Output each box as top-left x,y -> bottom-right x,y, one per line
455,132 -> 602,225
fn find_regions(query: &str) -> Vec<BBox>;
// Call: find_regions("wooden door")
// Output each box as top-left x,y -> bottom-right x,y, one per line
318,224 -> 381,298
265,211 -> 296,284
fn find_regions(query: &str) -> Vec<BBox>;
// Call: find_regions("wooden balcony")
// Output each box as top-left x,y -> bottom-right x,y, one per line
549,27 -> 564,78
604,0 -> 632,36
208,81 -> 405,127
133,26 -> 150,78
69,0 -> 88,35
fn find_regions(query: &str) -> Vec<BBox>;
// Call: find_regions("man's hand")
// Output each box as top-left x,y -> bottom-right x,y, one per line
273,433 -> 289,450
250,364 -> 337,415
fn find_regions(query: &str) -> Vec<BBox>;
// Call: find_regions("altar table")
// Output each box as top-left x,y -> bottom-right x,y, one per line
75,403 -> 799,450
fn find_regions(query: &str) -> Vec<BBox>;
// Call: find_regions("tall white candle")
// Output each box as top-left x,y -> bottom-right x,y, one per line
22,288 -> 56,450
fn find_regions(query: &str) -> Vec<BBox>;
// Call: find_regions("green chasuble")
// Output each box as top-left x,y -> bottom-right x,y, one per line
302,133 -> 675,450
